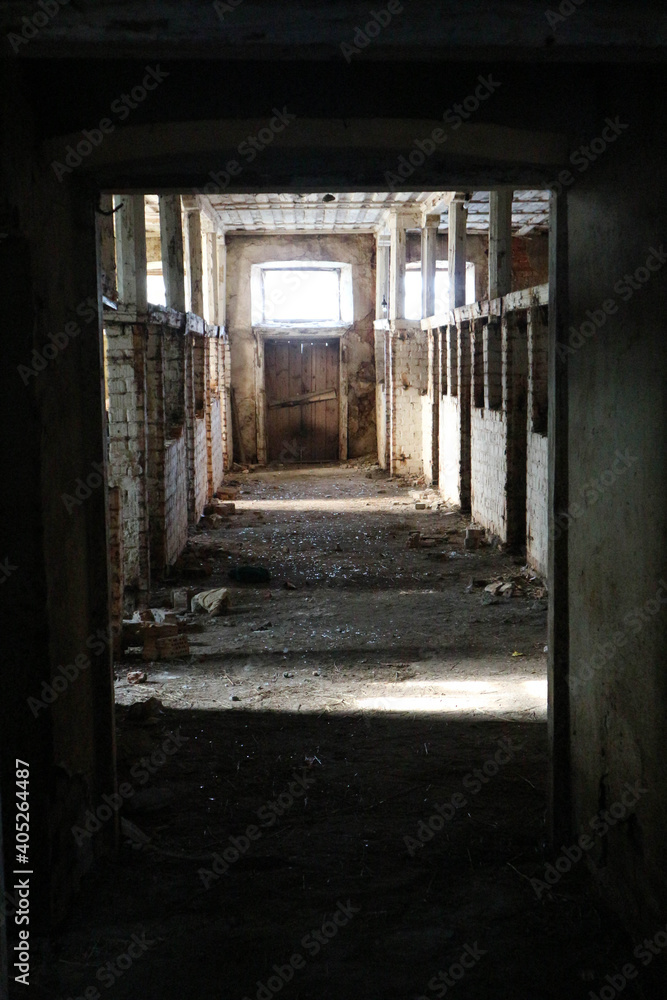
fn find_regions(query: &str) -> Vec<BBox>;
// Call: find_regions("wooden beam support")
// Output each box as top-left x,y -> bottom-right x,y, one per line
269,388 -> 337,409
158,194 -> 185,313
388,213 -> 409,320
98,192 -> 117,302
448,196 -> 467,311
206,232 -> 218,325
187,210 -> 204,318
489,189 -> 513,299
114,194 -> 147,312
216,234 -> 227,328
376,235 -> 390,318
421,214 -> 439,318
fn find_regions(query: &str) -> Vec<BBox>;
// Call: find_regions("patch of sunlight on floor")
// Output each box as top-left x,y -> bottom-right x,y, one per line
354,676 -> 548,716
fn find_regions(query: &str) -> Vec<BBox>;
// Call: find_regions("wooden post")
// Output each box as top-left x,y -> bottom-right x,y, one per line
114,194 -> 147,312
206,232 -> 218,325
489,189 -> 513,299
187,210 -> 204,317
448,196 -> 467,310
389,213 -> 407,320
421,214 -> 439,318
98,193 -> 117,302
216,234 -> 227,327
158,195 -> 185,313
376,236 -> 390,318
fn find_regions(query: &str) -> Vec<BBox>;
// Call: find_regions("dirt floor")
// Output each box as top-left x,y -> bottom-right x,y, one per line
31,466 -> 657,999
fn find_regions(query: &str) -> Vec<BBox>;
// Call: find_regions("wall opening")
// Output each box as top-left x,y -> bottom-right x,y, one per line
251,260 -> 354,326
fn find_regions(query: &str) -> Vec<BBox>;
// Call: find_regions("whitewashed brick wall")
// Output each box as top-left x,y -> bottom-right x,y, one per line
439,395 -> 462,504
165,436 -> 188,566
470,407 -> 508,539
105,322 -> 149,601
389,324 -> 428,477
526,432 -> 548,575
106,314 -> 229,602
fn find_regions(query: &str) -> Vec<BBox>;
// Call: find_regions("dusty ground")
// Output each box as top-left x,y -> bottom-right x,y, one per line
31,467 -> 655,999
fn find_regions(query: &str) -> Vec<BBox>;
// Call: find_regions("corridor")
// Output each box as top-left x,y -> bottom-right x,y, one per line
35,469 -> 648,1000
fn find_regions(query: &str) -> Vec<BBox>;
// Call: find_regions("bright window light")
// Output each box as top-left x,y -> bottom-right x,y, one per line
263,268 -> 341,323
147,274 -> 166,306
404,263 -> 476,319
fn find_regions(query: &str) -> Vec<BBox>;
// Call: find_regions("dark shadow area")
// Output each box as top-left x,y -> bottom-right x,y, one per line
30,705 -> 657,1000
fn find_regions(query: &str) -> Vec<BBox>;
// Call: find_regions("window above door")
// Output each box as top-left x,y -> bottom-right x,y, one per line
251,261 -> 354,327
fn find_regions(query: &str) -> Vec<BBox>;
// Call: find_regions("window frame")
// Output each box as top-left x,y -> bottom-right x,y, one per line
251,260 -> 354,327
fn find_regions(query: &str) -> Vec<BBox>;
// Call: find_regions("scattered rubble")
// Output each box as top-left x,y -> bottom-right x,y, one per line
127,670 -> 147,685
172,587 -> 197,610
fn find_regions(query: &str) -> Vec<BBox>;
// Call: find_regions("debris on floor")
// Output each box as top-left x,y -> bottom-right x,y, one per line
126,670 -> 147,684
40,469 -> 639,1000
191,587 -> 231,616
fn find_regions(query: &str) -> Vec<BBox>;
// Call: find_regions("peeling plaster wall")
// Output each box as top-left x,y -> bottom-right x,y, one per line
226,234 -> 376,463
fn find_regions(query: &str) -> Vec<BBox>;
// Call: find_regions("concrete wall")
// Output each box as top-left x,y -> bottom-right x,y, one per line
226,234 -> 376,463
564,75 -> 667,935
1,68 -> 115,927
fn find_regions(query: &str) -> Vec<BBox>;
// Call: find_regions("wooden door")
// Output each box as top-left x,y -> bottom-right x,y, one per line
264,339 -> 340,463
